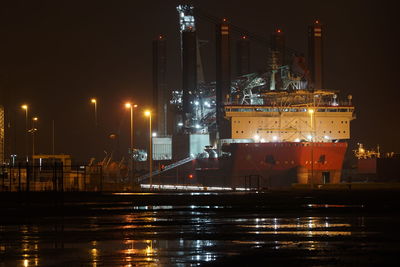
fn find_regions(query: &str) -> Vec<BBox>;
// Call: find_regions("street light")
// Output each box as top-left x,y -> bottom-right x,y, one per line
144,110 -> 152,188
308,108 -> 315,187
125,103 -> 138,188
91,98 -> 97,126
308,108 -> 314,140
30,117 -> 38,158
21,104 -> 29,162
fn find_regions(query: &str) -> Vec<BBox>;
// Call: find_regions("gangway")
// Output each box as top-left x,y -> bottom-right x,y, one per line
137,157 -> 193,182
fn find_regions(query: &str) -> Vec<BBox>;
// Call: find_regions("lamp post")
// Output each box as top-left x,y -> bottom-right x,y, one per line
28,116 -> 38,182
31,117 -> 38,158
21,104 -> 28,162
308,108 -> 315,187
91,98 -> 97,127
308,108 -> 314,137
125,103 -> 138,189
144,110 -> 152,189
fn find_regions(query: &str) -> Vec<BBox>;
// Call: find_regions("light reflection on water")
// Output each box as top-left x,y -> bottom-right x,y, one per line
0,203 -> 374,266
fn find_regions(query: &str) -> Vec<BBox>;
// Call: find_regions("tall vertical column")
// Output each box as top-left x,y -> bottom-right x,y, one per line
216,19 -> 231,138
152,35 -> 167,136
271,29 -> 285,66
236,36 -> 250,76
177,5 -> 197,130
308,20 -> 323,90
269,29 -> 285,90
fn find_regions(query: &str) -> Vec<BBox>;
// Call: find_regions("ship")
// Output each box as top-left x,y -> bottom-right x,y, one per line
142,5 -> 356,189
352,143 -> 400,182
202,90 -> 354,188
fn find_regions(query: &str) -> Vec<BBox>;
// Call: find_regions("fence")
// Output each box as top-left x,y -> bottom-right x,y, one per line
0,163 -> 133,192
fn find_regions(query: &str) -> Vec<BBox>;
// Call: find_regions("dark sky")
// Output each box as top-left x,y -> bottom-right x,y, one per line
0,0 -> 398,162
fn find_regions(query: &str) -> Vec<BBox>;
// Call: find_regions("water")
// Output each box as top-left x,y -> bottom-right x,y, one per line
1,191 -> 399,266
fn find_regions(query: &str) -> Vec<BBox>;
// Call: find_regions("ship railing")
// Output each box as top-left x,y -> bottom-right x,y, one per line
136,157 -> 193,182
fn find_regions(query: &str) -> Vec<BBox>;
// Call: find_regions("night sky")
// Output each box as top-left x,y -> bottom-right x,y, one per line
0,0 -> 398,163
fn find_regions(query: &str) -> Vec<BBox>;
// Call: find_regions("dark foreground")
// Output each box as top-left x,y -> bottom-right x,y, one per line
1,190 -> 400,266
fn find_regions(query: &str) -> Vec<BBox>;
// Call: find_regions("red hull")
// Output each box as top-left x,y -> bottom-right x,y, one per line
197,142 -> 347,188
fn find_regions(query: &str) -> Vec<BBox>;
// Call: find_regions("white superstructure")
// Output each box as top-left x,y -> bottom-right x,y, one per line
225,91 -> 355,142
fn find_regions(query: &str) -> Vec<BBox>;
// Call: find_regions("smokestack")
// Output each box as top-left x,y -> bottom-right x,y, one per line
236,36 -> 250,76
308,20 -> 323,90
216,19 -> 231,138
177,5 -> 197,130
152,34 -> 167,136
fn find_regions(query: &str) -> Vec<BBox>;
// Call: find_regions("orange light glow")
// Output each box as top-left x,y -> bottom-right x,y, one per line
91,98 -> 96,104
32,117 -> 38,121
144,110 -> 151,117
21,104 -> 28,110
125,103 -> 132,109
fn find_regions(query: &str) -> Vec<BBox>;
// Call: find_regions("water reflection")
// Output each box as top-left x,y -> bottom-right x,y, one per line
0,202 -> 377,266
240,217 -> 352,236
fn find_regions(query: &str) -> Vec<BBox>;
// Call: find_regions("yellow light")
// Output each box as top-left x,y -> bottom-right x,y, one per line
32,117 -> 38,121
144,110 -> 151,117
146,245 -> 152,255
133,104 -> 138,108
308,109 -> 314,114
91,98 -> 96,104
21,104 -> 28,110
125,103 -> 132,108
